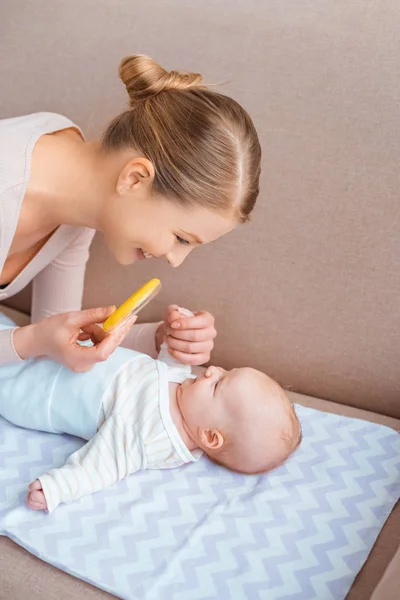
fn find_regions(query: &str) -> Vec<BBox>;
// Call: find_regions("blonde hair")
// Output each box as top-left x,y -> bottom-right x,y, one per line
102,55 -> 261,222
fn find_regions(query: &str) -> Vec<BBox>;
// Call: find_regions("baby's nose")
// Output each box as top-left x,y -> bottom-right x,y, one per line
205,366 -> 219,378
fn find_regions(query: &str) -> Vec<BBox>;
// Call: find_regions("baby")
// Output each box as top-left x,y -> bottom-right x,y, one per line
0,310 -> 301,512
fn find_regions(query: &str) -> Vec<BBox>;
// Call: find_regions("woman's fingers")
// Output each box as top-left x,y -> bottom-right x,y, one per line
106,314 -> 138,343
163,307 -> 216,365
167,309 -> 216,342
78,332 -> 92,342
166,336 -> 214,356
68,305 -> 116,328
71,314 -> 138,371
170,311 -> 215,332
168,349 -> 210,366
26,307 -> 135,372
166,304 -> 180,318
80,314 -> 138,346
68,342 -> 114,372
166,325 -> 216,343
79,323 -> 108,344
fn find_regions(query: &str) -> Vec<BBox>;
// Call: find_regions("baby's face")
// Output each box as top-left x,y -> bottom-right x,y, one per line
177,365 -> 239,432
177,366 -> 300,473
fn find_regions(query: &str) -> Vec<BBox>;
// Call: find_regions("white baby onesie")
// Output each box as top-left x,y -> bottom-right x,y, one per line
39,343 -> 202,512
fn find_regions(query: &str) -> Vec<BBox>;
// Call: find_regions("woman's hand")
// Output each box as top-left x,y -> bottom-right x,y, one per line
13,306 -> 137,372
156,305 -> 216,365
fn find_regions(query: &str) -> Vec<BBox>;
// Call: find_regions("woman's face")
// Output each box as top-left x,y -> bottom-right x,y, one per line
101,191 -> 238,267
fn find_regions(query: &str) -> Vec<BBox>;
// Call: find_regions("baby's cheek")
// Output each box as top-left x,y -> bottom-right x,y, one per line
185,387 -> 201,410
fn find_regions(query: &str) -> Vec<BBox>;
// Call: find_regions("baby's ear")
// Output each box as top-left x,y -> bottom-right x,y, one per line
200,429 -> 224,449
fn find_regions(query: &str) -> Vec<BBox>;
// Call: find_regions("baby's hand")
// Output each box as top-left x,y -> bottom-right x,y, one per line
27,479 -> 48,511
157,305 -> 216,366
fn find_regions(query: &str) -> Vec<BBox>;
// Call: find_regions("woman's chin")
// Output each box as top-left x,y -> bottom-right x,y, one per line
111,248 -> 143,265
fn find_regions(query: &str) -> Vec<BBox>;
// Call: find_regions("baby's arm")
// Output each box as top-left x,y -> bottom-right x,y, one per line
28,414 -> 144,512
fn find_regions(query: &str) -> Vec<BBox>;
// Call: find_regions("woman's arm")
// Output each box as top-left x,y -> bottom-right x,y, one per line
0,326 -> 22,364
1,229 -> 216,368
0,228 -> 96,365
4,228 -> 121,370
26,226 -> 161,360
31,227 -> 95,322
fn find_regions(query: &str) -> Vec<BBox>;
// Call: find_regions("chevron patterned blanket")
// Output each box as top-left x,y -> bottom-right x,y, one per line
1,400 -> 399,599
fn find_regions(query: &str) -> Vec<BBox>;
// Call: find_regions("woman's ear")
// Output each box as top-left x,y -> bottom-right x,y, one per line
200,429 -> 224,449
116,157 -> 155,194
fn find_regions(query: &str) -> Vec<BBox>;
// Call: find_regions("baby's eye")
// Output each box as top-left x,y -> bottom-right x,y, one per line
175,235 -> 190,246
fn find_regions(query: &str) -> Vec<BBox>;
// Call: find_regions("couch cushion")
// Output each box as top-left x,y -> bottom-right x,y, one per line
370,544 -> 400,600
0,305 -> 30,327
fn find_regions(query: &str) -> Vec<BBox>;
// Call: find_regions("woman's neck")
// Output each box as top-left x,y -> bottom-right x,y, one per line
26,131 -> 120,232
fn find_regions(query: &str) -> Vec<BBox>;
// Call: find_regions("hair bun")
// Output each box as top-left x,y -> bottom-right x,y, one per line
119,54 -> 203,104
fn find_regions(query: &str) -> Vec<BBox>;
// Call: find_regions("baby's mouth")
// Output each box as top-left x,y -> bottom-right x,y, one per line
140,249 -> 154,259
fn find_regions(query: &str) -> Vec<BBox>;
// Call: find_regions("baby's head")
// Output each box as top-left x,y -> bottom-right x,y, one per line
178,366 -> 301,474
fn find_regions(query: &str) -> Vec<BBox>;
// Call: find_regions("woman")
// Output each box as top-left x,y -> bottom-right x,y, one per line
0,55 -> 261,371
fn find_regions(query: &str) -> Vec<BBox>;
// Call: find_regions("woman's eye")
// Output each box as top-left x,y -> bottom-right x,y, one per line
175,235 -> 190,246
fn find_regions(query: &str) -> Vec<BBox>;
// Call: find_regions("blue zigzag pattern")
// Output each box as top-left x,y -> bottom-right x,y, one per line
0,404 -> 399,600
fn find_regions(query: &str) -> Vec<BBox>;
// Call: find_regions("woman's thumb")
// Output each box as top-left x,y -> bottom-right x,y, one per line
74,306 -> 116,327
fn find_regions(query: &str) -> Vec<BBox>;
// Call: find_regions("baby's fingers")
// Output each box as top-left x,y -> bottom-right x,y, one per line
28,479 -> 42,492
27,490 -> 47,511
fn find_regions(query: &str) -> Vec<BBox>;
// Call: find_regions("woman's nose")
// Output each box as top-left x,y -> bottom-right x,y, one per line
166,246 -> 193,268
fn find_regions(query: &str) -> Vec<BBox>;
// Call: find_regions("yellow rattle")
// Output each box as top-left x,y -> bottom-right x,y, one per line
103,278 -> 162,333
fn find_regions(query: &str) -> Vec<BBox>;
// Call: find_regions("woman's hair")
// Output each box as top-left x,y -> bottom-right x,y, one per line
102,55 -> 261,222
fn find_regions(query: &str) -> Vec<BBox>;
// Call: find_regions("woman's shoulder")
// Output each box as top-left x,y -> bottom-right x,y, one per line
0,111 -> 81,138
0,112 -> 84,195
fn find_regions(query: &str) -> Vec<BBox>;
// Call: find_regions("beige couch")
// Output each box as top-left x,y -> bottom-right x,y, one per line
1,1 -> 399,598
